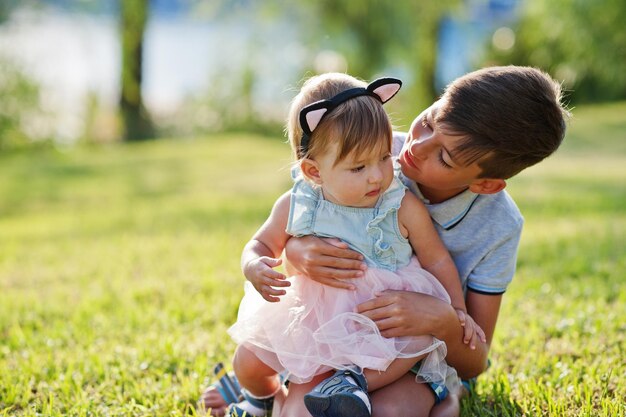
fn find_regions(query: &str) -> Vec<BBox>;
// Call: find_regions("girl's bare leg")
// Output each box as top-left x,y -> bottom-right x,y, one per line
364,356 -> 424,391
232,345 -> 281,396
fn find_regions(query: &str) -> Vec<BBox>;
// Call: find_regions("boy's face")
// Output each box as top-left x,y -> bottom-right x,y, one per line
398,99 -> 484,199
310,141 -> 394,208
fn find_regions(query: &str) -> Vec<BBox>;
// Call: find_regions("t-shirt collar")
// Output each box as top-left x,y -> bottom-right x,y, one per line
401,173 -> 479,230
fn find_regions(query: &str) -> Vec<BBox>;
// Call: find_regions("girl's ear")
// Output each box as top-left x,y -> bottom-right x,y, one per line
300,159 -> 323,184
468,178 -> 506,195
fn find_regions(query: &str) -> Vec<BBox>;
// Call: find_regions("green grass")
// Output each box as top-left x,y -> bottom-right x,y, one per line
0,102 -> 624,416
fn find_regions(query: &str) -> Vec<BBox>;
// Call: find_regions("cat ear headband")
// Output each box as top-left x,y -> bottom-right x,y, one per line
298,77 -> 402,157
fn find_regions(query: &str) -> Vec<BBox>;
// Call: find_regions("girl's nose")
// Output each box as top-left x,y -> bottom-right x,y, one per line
368,166 -> 383,183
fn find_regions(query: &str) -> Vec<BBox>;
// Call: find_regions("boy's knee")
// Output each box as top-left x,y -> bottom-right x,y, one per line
373,403 -> 430,417
373,402 -> 407,417
429,393 -> 460,417
371,390 -> 434,417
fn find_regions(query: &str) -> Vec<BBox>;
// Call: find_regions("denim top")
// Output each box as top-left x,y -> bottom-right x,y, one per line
286,169 -> 413,272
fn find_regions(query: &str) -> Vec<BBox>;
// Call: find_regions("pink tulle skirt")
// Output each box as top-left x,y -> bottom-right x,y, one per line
228,256 -> 456,386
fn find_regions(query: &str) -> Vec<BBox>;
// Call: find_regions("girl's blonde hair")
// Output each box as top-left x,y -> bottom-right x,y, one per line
287,73 -> 393,165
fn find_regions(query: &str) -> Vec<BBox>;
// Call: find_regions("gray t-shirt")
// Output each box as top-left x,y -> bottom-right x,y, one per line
393,132 -> 523,294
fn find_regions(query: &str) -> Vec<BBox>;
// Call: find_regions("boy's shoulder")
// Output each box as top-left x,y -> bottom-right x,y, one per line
473,190 -> 524,231
392,131 -> 406,156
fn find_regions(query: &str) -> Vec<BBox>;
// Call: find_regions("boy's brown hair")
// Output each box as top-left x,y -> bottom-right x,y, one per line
287,73 -> 393,164
437,66 -> 569,179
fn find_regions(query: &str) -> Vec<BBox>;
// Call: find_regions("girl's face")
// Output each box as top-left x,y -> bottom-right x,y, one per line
313,140 -> 394,208
398,99 -> 483,201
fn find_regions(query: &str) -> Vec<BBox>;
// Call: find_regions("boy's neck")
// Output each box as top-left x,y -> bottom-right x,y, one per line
417,184 -> 469,204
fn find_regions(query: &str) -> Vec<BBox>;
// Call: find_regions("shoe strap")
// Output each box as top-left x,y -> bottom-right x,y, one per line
340,367 -> 368,391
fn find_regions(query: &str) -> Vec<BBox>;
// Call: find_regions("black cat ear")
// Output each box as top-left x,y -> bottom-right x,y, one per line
367,77 -> 402,103
299,101 -> 330,135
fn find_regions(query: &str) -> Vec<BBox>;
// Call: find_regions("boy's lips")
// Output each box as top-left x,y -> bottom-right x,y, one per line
366,188 -> 381,197
401,148 -> 419,170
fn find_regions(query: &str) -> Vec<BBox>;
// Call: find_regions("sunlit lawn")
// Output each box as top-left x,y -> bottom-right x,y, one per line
0,102 -> 624,416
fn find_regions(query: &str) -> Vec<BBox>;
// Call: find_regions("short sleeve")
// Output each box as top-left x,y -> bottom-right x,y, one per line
465,221 -> 523,295
285,176 -> 320,237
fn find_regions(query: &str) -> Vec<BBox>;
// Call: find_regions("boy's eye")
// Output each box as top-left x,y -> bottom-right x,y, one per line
437,151 -> 452,168
421,118 -> 431,130
351,165 -> 365,173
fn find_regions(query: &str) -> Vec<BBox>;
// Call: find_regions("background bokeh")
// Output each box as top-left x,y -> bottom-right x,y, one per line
1,0 -> 625,146
0,1 -> 624,416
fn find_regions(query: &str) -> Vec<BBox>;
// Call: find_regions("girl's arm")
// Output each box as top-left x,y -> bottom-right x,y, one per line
398,193 -> 465,311
241,191 -> 292,302
398,193 -> 485,346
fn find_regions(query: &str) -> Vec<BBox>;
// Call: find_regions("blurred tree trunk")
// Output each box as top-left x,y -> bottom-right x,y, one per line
119,0 -> 154,141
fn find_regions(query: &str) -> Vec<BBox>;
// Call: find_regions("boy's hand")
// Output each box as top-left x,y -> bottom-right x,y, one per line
244,257 -> 289,302
284,236 -> 366,290
357,290 -> 453,338
455,309 -> 487,350
198,385 -> 228,416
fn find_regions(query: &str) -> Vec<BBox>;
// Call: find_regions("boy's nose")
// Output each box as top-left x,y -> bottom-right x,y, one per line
409,137 -> 432,160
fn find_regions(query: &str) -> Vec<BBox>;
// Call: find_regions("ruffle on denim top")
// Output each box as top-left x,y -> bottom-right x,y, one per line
286,167 -> 412,271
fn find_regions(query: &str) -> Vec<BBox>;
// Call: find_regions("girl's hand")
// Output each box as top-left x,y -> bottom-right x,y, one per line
284,236 -> 366,290
455,309 -> 487,350
244,257 -> 290,302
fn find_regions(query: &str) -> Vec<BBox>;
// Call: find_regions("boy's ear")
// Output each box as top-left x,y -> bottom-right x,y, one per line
300,159 -> 323,184
468,178 -> 507,195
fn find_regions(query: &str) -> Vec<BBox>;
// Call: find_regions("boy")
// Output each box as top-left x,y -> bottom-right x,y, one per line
201,66 -> 569,417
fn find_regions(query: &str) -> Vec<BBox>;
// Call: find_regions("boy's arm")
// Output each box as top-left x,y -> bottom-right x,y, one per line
434,290 -> 502,377
360,198 -> 520,378
241,191 -> 292,302
441,223 -> 519,375
283,236 -> 366,289
358,223 -> 519,378
356,289 -> 497,379
466,290 -> 502,349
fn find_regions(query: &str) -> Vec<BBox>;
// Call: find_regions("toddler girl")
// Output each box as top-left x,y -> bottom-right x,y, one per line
225,73 -> 484,417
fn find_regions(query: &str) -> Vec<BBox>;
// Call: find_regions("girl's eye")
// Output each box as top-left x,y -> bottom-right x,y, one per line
421,118 -> 431,130
351,165 -> 365,173
437,151 -> 452,168
381,153 -> 391,161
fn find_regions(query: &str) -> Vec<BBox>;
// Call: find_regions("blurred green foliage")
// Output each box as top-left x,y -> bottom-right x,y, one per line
0,59 -> 45,149
487,0 -> 626,103
0,0 -> 18,23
